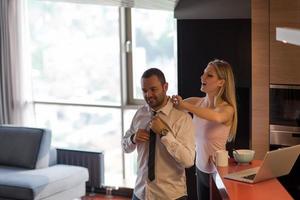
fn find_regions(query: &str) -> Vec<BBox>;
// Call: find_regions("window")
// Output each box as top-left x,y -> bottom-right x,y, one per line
27,0 -> 176,188
28,1 -> 120,106
130,8 -> 177,102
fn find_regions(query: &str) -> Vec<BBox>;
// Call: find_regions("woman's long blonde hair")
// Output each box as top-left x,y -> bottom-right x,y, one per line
208,59 -> 238,142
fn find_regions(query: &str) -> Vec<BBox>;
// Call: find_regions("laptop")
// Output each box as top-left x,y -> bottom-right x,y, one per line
224,144 -> 300,183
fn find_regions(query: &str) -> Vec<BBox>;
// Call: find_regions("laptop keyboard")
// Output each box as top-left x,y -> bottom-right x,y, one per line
243,174 -> 256,180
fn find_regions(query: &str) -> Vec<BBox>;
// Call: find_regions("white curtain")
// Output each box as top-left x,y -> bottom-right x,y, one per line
40,0 -> 177,10
0,0 -> 33,125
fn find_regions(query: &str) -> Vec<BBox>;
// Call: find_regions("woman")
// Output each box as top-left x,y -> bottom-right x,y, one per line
172,59 -> 237,200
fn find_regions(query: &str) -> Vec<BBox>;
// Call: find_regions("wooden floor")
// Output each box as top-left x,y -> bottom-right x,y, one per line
82,194 -> 131,200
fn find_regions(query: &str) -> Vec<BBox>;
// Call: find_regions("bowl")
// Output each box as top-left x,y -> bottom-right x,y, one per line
233,149 -> 255,164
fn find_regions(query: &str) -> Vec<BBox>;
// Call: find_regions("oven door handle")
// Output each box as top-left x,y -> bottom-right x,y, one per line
271,130 -> 300,134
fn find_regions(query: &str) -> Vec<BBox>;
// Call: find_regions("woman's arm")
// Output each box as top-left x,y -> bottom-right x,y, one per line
183,97 -> 202,105
172,96 -> 202,107
185,102 -> 234,124
172,95 -> 234,125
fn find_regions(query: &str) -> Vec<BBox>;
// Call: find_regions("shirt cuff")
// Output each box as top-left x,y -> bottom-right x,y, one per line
160,131 -> 176,146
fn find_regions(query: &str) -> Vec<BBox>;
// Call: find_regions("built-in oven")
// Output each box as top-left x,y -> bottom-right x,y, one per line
270,84 -> 300,199
270,125 -> 300,147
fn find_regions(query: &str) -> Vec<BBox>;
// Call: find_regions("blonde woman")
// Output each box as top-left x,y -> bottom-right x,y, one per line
172,59 -> 237,200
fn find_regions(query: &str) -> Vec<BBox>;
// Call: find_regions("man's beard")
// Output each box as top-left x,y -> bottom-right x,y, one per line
146,94 -> 165,109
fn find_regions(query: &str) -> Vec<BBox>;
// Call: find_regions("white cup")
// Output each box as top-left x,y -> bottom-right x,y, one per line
215,150 -> 228,167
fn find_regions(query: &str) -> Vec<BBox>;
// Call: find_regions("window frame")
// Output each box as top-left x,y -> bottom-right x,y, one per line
124,8 -> 145,105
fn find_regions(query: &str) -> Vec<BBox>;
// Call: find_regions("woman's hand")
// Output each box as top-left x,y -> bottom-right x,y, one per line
171,95 -> 185,110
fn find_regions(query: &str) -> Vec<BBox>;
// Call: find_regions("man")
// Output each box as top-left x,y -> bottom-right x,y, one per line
122,68 -> 195,200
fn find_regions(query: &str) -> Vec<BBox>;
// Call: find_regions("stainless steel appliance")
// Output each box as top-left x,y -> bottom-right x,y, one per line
270,84 -> 300,148
270,84 -> 300,199
270,125 -> 300,147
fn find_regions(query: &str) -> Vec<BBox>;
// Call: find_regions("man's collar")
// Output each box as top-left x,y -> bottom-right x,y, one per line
147,97 -> 172,116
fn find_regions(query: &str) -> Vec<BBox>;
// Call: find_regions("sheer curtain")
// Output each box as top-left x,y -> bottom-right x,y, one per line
0,0 -> 33,125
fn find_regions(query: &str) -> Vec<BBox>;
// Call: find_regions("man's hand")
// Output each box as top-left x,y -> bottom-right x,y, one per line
133,129 -> 150,143
150,116 -> 169,135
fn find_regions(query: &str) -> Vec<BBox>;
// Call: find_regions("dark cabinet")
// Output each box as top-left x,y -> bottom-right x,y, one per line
177,19 -> 251,200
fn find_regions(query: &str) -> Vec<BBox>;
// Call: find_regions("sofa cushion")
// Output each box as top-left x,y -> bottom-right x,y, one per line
0,126 -> 44,169
35,128 -> 51,169
48,147 -> 57,166
0,165 -> 89,200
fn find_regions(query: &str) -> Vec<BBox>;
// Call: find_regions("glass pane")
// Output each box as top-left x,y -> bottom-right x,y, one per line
28,1 -> 120,105
34,104 -> 123,186
123,109 -> 138,187
131,9 -> 177,99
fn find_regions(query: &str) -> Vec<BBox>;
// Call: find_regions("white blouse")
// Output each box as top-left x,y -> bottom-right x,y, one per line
193,98 -> 231,173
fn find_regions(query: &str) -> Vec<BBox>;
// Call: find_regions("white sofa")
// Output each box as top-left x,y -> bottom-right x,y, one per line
0,125 -> 89,200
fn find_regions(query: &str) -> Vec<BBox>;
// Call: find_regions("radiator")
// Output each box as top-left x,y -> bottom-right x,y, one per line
57,148 -> 104,188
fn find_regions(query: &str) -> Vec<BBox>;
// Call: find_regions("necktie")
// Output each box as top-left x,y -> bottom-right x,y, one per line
148,111 -> 156,181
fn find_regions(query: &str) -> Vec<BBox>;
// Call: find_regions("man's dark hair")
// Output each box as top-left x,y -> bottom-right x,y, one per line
141,68 -> 166,84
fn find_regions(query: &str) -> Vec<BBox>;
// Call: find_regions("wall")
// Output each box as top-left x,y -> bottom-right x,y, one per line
251,0 -> 300,159
251,0 -> 270,159
270,0 -> 300,85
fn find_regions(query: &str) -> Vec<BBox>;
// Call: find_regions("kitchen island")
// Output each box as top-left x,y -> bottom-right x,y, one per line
210,159 -> 293,200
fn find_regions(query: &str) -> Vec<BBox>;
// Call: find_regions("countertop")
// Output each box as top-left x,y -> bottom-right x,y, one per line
210,159 -> 293,200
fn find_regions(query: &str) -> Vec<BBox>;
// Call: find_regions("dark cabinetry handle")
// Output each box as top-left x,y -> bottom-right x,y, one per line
292,133 -> 300,138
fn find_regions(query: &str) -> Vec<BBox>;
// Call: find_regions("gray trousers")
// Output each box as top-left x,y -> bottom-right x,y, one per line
132,194 -> 140,200
196,167 -> 210,200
